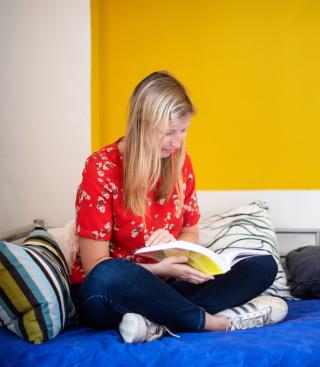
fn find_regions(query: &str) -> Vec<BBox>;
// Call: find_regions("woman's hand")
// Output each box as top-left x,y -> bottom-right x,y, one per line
154,256 -> 214,284
145,228 -> 176,246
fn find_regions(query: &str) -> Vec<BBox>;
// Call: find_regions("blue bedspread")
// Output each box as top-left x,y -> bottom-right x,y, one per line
1,300 -> 320,367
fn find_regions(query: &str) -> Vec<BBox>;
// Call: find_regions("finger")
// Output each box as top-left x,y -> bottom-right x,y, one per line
184,273 -> 214,283
198,273 -> 214,280
186,275 -> 213,283
189,275 -> 214,283
152,232 -> 174,246
177,274 -> 204,284
191,270 -> 214,280
149,234 -> 166,246
146,229 -> 164,246
188,277 -> 210,284
164,248 -> 187,258
163,256 -> 188,264
163,259 -> 214,278
159,232 -> 175,243
147,229 -> 173,246
181,265 -> 215,280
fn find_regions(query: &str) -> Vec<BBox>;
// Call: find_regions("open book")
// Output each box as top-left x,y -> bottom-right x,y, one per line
135,241 -> 270,275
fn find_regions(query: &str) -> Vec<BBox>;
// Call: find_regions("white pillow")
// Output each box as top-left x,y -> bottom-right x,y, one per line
47,220 -> 78,271
198,201 -> 293,299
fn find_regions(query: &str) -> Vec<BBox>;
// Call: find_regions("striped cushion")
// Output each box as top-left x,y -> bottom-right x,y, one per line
199,201 -> 293,299
0,227 -> 75,344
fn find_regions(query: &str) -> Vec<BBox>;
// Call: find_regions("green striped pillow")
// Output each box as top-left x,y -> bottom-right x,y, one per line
0,227 -> 75,344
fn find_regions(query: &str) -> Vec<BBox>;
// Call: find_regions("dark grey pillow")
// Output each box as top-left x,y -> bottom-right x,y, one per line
286,246 -> 320,299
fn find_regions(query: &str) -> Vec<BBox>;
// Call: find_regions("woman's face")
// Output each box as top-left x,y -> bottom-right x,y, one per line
160,113 -> 191,158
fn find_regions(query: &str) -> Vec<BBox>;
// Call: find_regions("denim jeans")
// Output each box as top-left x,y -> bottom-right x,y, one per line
75,255 -> 277,332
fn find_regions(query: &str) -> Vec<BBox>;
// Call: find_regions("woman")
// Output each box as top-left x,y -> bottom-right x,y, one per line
73,71 -> 288,343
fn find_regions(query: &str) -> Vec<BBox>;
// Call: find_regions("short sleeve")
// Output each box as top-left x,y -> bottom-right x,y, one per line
182,154 -> 201,227
75,155 -> 113,241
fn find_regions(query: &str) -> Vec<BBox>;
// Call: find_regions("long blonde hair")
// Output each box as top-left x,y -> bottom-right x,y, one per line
123,71 -> 195,219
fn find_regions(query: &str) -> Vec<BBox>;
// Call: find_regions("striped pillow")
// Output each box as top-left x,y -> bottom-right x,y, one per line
0,227 -> 75,344
199,201 -> 293,299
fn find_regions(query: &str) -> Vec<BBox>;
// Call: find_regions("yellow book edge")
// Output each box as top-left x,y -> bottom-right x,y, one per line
187,252 -> 225,275
135,244 -> 227,275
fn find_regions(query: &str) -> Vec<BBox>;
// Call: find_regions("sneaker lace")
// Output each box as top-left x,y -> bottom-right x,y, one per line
230,307 -> 272,330
145,319 -> 180,341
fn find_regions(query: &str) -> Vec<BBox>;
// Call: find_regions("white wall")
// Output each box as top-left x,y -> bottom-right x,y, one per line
0,0 -> 91,230
198,190 -> 320,229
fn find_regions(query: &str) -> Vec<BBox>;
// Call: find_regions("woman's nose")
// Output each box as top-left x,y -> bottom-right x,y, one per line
170,134 -> 181,148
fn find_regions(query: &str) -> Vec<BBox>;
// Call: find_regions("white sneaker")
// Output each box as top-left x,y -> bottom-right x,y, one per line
119,313 -> 179,343
216,296 -> 288,331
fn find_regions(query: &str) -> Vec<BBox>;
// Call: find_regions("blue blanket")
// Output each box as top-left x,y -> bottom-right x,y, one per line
1,300 -> 320,367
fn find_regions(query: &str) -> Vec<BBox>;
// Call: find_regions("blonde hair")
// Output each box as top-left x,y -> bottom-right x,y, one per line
123,71 -> 195,220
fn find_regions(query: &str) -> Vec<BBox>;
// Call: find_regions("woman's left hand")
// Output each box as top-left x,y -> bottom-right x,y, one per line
145,228 -> 176,246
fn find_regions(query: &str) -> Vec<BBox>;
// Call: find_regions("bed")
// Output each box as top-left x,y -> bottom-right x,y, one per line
1,212 -> 320,367
0,299 -> 320,367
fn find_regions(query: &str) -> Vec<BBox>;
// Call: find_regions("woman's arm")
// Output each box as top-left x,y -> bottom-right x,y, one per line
177,223 -> 198,244
78,237 -> 112,275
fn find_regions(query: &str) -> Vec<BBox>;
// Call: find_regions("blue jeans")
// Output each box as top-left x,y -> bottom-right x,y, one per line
75,255 -> 277,332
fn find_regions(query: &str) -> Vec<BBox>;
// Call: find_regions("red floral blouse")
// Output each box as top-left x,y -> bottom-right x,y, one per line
71,140 -> 200,284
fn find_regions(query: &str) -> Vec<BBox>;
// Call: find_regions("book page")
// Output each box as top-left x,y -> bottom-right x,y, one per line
135,241 -> 230,275
222,249 -> 270,267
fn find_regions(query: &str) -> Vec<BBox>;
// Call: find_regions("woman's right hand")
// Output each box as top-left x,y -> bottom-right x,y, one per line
154,256 -> 214,284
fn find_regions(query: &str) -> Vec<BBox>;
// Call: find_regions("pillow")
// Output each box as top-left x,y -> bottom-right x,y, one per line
47,219 -> 78,271
198,201 -> 293,299
286,246 -> 320,299
0,227 -> 75,344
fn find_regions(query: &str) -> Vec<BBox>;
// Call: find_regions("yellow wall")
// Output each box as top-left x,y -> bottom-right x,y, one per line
91,0 -> 320,190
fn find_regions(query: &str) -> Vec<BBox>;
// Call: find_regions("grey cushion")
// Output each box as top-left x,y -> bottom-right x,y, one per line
286,246 -> 320,299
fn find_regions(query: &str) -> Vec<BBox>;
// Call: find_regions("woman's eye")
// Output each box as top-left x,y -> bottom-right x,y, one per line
165,128 -> 188,136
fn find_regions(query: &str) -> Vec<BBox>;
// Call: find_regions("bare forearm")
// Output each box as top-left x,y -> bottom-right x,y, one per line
177,231 -> 198,244
139,263 -> 167,279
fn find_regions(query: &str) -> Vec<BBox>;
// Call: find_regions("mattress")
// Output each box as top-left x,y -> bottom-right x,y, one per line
0,300 -> 320,367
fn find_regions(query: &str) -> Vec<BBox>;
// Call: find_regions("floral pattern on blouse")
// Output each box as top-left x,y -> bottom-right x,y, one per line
71,140 -> 200,284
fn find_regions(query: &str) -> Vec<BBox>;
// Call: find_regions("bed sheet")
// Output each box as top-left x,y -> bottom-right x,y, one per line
0,300 -> 320,367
